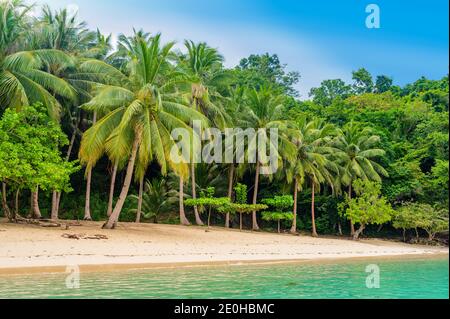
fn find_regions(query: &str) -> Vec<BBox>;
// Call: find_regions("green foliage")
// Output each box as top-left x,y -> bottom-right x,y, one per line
236,53 -> 300,97
352,68 -> 374,94
0,0 -> 447,243
339,179 -> 394,233
218,203 -> 268,215
309,79 -> 352,106
394,202 -> 448,241
262,195 -> 294,211
262,211 -> 294,222
0,103 -> 79,193
127,178 -> 178,223
234,183 -> 248,205
185,197 -> 231,210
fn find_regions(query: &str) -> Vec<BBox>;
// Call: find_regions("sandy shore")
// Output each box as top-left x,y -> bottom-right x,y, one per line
0,219 -> 447,274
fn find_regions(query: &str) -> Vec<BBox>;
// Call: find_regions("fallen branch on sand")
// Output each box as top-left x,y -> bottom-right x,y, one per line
62,233 -> 108,240
12,216 -> 83,229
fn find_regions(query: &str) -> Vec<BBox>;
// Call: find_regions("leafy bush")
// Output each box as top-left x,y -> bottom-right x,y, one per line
339,179 -> 394,239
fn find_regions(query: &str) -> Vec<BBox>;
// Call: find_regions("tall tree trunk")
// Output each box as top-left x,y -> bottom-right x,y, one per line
252,161 -> 261,231
179,176 -> 190,225
1,182 -> 11,220
311,182 -> 318,237
207,207 -> 211,228
135,176 -> 144,223
52,117 -> 79,220
290,178 -> 298,234
190,162 -> 204,225
14,188 -> 20,216
103,135 -> 139,229
278,220 -> 281,234
107,162 -> 119,217
84,112 -> 97,221
31,187 -> 42,219
51,191 -> 58,220
225,165 -> 235,228
239,213 -> 243,231
337,219 -> 343,236
353,224 -> 366,240
349,183 -> 355,236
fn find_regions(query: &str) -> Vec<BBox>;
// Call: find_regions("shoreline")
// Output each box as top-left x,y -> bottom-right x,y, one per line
0,220 -> 448,275
1,252 -> 448,276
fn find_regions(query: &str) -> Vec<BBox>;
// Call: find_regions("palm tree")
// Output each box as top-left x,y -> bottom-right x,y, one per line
0,1 -> 76,119
238,87 -> 296,230
222,86 -> 245,227
28,6 -> 111,220
179,40 -> 230,225
1,1 -> 77,219
286,118 -> 338,235
332,121 -> 388,235
79,33 -> 207,229
28,5 -> 96,54
127,178 -> 178,223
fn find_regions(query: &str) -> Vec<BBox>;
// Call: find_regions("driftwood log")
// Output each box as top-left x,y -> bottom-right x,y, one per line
62,233 -> 108,240
11,216 -> 83,228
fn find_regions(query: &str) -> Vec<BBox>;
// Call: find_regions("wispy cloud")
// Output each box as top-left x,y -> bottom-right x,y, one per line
30,0 -> 449,98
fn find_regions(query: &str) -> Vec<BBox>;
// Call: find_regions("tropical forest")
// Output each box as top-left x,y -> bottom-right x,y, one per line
0,0 -> 448,244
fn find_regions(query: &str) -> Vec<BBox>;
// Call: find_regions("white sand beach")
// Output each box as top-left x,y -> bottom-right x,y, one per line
0,219 -> 447,274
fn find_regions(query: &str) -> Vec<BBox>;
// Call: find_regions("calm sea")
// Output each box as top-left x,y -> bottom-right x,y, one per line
1,256 -> 448,299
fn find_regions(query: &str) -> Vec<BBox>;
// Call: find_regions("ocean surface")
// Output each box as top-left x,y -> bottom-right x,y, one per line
1,256 -> 448,299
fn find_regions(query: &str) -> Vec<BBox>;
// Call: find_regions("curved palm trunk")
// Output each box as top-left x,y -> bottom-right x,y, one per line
225,165 -> 235,228
135,176 -> 144,223
1,182 -> 12,220
252,161 -> 261,231
290,178 -> 299,234
31,187 -> 42,219
349,183 -> 355,236
103,135 -> 139,229
190,162 -> 204,225
311,182 -> 318,237
179,176 -> 190,225
84,112 -> 97,221
107,162 -> 119,217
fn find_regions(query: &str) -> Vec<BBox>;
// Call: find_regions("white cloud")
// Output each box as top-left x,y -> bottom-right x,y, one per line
29,0 -> 349,98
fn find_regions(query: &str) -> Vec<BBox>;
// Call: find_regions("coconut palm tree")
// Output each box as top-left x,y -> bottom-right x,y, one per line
0,1 -> 76,119
28,5 -> 96,54
79,33 -> 208,229
238,87 -> 296,230
27,6 -> 112,220
285,118 -> 339,235
1,1 -> 78,219
222,86 -> 246,227
332,121 -> 388,235
127,177 -> 178,223
179,40 -> 230,225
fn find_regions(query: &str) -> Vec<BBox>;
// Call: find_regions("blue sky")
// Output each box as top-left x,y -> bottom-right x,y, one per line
33,0 -> 449,98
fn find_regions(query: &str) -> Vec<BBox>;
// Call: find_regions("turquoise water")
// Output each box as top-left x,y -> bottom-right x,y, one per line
1,257 -> 448,299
